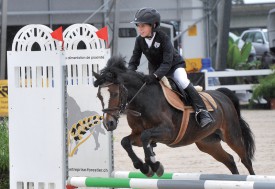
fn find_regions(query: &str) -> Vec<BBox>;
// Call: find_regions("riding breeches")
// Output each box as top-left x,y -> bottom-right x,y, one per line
172,67 -> 190,89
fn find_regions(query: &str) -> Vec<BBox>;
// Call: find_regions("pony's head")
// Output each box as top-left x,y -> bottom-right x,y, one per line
93,55 -> 133,131
93,55 -> 128,87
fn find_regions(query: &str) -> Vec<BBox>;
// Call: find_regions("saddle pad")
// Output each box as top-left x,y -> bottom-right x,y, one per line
160,82 -> 217,146
160,82 -> 217,112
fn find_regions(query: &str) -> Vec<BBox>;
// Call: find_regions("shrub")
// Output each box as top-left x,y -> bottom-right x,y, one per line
252,72 -> 275,101
0,118 -> 9,188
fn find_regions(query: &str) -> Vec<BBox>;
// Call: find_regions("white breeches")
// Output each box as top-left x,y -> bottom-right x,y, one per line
172,67 -> 190,89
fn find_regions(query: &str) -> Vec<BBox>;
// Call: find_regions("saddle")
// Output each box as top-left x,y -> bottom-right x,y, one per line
160,78 -> 217,146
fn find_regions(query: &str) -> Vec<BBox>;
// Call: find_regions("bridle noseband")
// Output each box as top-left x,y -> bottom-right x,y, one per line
100,82 -> 146,122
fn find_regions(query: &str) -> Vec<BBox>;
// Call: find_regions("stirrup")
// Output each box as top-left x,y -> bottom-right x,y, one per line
195,109 -> 214,127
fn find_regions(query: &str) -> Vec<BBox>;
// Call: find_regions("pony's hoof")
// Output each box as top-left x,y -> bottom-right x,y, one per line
156,163 -> 164,177
145,166 -> 154,177
140,164 -> 154,177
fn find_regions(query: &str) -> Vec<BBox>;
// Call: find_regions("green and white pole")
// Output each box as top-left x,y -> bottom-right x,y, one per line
112,171 -> 174,179
113,171 -> 275,182
67,177 -> 275,189
67,177 -> 131,188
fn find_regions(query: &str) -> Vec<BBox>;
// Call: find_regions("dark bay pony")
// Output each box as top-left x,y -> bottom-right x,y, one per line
93,55 -> 255,176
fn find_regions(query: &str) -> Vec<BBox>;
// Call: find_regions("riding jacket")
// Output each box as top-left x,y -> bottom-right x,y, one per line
128,30 -> 185,79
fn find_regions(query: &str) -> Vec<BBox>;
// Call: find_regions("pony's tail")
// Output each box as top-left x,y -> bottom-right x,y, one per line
216,88 -> 255,160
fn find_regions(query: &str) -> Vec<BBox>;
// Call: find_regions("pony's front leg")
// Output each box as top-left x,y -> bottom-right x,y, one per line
121,135 -> 154,177
141,127 -> 172,177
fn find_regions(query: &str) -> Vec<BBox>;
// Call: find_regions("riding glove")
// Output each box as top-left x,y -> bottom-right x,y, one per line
128,65 -> 137,71
143,74 -> 158,84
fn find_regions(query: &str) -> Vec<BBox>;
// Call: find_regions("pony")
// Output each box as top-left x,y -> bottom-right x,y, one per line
93,55 -> 255,176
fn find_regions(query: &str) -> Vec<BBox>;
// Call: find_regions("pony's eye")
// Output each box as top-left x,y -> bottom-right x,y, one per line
107,72 -> 113,77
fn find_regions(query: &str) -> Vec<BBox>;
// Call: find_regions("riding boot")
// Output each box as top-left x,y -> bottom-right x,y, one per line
184,83 -> 213,127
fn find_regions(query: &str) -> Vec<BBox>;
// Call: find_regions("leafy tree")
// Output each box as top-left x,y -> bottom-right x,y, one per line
227,36 -> 260,70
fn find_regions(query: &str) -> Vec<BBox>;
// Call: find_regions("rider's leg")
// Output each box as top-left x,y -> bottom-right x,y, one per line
172,68 -> 213,127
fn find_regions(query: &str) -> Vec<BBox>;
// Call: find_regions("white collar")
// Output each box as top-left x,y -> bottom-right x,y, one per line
145,32 -> 156,48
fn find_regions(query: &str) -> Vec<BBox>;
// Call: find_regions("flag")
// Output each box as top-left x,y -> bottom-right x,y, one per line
51,26 -> 64,50
51,26 -> 63,42
66,185 -> 77,189
96,26 -> 108,46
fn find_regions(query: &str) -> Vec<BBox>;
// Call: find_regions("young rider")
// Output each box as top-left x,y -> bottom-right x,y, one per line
128,7 -> 213,127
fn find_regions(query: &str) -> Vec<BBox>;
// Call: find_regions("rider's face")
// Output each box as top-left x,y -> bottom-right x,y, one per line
136,23 -> 152,38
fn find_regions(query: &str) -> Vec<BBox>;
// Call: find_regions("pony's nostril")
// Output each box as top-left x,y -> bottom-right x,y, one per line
109,121 -> 115,128
105,120 -> 117,131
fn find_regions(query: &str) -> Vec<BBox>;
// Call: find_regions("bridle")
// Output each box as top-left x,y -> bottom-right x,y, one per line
100,83 -> 128,122
99,82 -> 146,122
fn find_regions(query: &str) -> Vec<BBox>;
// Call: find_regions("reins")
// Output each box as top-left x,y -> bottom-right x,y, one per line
101,82 -> 147,120
124,82 -> 147,116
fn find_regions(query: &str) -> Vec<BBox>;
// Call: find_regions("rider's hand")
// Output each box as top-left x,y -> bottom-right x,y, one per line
128,65 -> 137,71
143,74 -> 158,84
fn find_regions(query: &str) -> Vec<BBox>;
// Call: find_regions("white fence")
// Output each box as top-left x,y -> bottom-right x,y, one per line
204,69 -> 273,103
205,69 -> 273,91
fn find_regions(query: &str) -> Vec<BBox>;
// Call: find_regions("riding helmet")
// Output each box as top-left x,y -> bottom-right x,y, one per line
130,7 -> 160,30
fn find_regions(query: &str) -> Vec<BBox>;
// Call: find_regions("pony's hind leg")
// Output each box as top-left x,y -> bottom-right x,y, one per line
216,87 -> 255,175
223,131 -> 255,175
195,137 -> 239,174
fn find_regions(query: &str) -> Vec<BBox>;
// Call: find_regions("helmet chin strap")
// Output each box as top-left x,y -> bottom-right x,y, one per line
145,24 -> 156,39
138,24 -> 156,39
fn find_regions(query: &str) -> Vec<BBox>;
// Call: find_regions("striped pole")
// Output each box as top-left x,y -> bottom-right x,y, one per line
112,171 -> 275,182
67,177 -> 275,189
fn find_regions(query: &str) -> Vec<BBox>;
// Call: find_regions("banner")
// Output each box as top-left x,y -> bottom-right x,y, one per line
0,80 -> 8,117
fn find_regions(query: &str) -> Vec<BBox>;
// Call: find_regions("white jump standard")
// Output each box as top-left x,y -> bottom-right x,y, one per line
8,24 -> 111,189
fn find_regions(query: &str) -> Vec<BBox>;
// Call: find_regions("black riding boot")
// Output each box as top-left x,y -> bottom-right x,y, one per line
184,83 -> 213,127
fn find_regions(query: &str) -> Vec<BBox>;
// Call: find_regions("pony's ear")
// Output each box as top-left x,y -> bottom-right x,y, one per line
93,71 -> 105,87
93,71 -> 100,79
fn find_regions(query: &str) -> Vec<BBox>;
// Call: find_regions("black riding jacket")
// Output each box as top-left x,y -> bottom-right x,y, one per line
128,30 -> 185,79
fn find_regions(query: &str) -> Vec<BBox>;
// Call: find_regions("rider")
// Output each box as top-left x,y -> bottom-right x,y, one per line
128,7 -> 213,128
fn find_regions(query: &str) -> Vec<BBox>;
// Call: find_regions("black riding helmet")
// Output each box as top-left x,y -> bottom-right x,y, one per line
130,7 -> 160,31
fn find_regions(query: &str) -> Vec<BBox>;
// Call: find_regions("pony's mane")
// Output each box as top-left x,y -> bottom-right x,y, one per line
96,55 -> 143,86
102,55 -> 127,74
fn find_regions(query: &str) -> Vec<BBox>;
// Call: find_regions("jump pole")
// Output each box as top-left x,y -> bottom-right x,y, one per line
67,177 -> 275,189
112,171 -> 275,182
